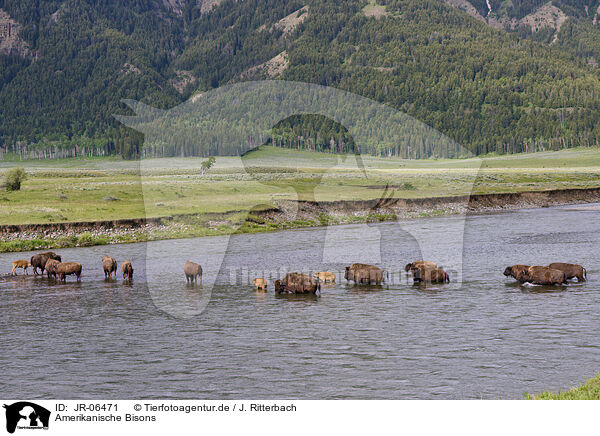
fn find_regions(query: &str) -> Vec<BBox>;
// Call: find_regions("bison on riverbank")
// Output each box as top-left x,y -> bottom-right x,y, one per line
30,252 -> 61,275
184,261 -> 202,284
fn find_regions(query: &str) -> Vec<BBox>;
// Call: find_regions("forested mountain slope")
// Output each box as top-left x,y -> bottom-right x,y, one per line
1,0 -> 600,158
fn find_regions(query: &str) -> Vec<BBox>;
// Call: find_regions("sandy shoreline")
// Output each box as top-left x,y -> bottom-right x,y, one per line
1,187 -> 599,253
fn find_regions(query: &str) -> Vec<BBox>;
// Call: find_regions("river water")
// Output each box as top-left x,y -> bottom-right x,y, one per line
1,203 -> 600,399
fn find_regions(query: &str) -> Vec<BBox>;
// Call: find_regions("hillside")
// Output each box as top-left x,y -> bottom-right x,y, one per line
1,0 -> 600,158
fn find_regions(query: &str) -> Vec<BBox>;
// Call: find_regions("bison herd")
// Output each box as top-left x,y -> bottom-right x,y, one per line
8,251 -> 134,282
8,251 -> 587,291
503,263 -> 586,285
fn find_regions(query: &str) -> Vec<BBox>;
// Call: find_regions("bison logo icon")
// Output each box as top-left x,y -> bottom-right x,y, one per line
3,402 -> 50,434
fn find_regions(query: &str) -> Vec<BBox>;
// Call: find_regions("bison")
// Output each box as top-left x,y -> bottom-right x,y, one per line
313,271 -> 335,283
56,262 -> 82,282
184,261 -> 202,284
102,255 -> 118,279
413,267 -> 449,283
44,259 -> 60,279
344,263 -> 384,285
503,264 -> 530,281
252,278 -> 267,291
404,260 -> 437,272
516,266 -> 566,286
275,273 -> 320,294
122,260 -> 134,281
11,260 -> 30,275
30,252 -> 61,275
548,263 -> 586,282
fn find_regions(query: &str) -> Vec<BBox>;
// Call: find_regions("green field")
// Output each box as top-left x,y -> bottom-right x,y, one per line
526,373 -> 600,400
1,146 -> 600,226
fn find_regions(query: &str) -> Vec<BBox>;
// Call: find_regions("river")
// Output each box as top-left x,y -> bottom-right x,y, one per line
1,203 -> 599,399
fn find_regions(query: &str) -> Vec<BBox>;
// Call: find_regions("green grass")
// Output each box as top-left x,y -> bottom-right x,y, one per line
525,373 -> 600,399
1,146 -> 600,226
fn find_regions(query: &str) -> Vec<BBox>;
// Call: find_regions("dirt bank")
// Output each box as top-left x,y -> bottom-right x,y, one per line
1,187 -> 599,252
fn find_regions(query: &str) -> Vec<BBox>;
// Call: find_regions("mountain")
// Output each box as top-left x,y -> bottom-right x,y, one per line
1,0 -> 600,158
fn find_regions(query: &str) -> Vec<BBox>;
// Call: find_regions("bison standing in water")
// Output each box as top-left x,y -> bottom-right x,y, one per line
344,263 -> 384,285
503,264 -> 530,281
313,271 -> 336,283
275,273 -> 320,294
44,259 -> 60,279
122,260 -> 134,281
102,255 -> 118,279
516,266 -> 566,286
548,263 -> 586,282
252,278 -> 267,291
405,260 -> 437,273
413,267 -> 450,284
184,261 -> 202,284
56,262 -> 82,282
30,252 -> 61,275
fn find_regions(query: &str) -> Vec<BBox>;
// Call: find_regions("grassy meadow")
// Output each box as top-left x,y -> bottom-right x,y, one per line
525,373 -> 600,400
1,146 -> 600,226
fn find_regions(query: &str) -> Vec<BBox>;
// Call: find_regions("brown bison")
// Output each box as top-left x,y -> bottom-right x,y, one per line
275,273 -> 320,294
313,271 -> 336,283
413,267 -> 450,283
30,252 -> 61,275
102,255 -> 118,279
184,261 -> 202,284
122,260 -> 134,281
548,263 -> 586,282
404,260 -> 437,272
517,266 -> 566,286
11,260 -> 30,275
503,264 -> 530,280
344,263 -> 384,285
274,279 -> 286,293
56,262 -> 82,282
44,259 -> 60,279
252,278 -> 267,291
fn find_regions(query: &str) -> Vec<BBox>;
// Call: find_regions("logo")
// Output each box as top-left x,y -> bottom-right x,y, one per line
3,402 -> 50,434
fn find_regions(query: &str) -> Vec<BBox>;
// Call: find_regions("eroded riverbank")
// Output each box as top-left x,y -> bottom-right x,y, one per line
2,187 -> 599,253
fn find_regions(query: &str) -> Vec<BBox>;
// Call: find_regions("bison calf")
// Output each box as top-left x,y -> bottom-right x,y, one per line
252,278 -> 267,291
11,260 -> 30,275
313,271 -> 335,283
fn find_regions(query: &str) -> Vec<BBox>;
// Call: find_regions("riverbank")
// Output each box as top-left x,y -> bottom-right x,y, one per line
2,187 -> 599,253
525,373 -> 600,399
